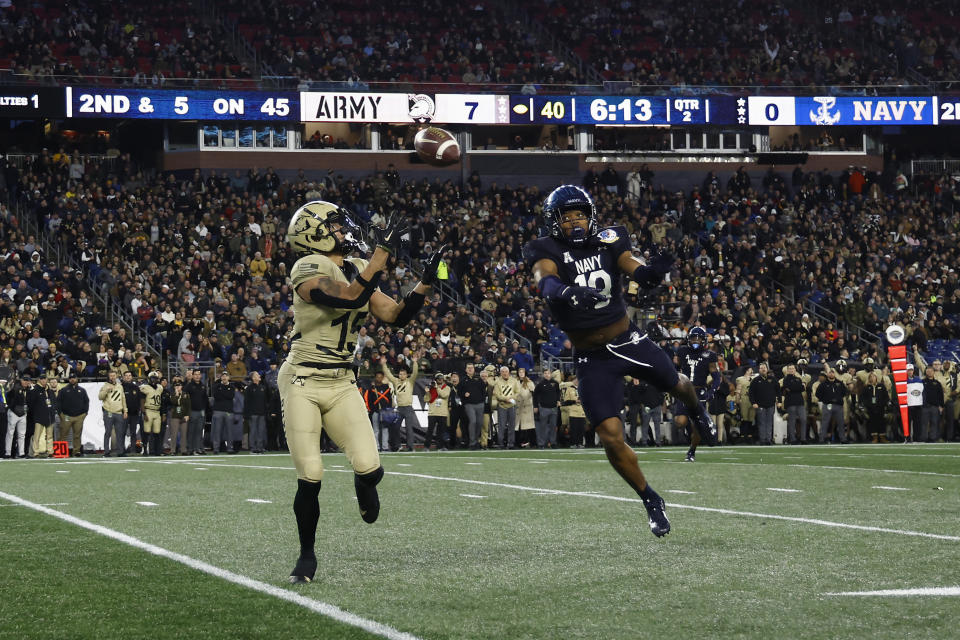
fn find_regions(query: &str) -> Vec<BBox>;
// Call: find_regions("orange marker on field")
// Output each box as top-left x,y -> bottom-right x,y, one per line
885,324 -> 910,439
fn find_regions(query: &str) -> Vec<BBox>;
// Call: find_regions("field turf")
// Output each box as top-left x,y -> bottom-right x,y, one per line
1,443 -> 958,639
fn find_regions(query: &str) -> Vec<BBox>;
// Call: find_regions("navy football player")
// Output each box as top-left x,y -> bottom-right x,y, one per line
524,185 -> 716,538
282,201 -> 444,583
672,326 -> 720,462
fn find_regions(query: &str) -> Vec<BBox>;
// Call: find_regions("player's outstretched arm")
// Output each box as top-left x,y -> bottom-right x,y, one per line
533,258 -> 608,308
369,244 -> 447,325
618,250 -> 673,289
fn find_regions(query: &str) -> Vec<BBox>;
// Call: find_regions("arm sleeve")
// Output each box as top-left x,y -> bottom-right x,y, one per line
309,271 -> 382,309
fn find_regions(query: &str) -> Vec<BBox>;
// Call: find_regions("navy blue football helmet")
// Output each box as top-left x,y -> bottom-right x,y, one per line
687,326 -> 708,350
542,185 -> 597,246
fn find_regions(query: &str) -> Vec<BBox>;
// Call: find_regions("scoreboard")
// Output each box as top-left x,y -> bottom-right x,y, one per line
0,85 -> 957,126
507,95 -> 737,125
0,87 -> 65,118
65,87 -> 298,120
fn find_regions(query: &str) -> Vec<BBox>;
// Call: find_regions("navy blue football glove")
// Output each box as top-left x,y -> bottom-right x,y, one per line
559,285 -> 608,309
634,251 -> 674,288
650,251 -> 675,274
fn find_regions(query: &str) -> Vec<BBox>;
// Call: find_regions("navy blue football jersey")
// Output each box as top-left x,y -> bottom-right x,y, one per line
523,226 -> 631,331
675,346 -> 718,387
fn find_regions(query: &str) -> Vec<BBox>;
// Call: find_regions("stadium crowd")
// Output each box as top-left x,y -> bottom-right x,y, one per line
536,0 -> 960,88
1,145 -> 958,458
4,1 -> 959,88
0,0 -> 250,84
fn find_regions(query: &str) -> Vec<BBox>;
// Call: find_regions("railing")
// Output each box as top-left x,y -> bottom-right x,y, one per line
11,194 -> 163,367
4,153 -> 122,170
910,159 -> 960,178
539,349 -> 573,376
208,1 -> 261,74
399,249 -> 533,353
167,359 -> 219,391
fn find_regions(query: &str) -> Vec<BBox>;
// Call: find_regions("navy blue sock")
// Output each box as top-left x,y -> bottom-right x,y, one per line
638,483 -> 661,506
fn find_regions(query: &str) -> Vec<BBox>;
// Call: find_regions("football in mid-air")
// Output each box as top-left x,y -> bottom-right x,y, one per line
414,127 -> 460,166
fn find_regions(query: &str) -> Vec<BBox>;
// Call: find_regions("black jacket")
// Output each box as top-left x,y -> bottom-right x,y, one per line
57,383 -> 90,416
458,375 -> 486,405
780,374 -> 806,408
7,384 -> 28,416
749,374 -> 778,408
364,383 -> 393,412
122,381 -> 141,415
212,381 -> 234,413
27,384 -> 57,426
184,380 -> 209,414
244,382 -> 267,416
533,378 -> 561,408
169,391 -> 191,419
816,378 -> 847,404
859,384 -> 889,413
921,378 -> 944,407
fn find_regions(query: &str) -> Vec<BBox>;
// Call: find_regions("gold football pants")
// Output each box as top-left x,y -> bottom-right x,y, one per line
279,362 -> 380,482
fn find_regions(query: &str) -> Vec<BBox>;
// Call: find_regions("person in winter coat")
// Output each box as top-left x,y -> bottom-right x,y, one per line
423,373 -> 450,450
859,372 -> 889,443
515,368 -> 536,447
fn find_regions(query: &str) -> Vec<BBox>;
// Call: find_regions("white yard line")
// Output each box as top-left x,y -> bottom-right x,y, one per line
687,460 -> 960,479
49,459 -> 960,541
0,490 -> 422,640
246,499 -> 273,504
136,501 -> 159,506
766,488 -> 802,493
460,494 -> 487,499
665,490 -> 697,495
0,502 -> 69,507
872,486 -> 910,491
825,586 -> 960,597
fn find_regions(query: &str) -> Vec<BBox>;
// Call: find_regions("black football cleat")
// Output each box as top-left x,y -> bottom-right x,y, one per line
685,449 -> 696,462
289,556 -> 317,584
693,411 -> 718,446
644,495 -> 671,538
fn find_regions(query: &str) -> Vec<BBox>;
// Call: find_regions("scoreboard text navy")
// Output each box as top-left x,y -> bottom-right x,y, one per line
0,86 -> 957,126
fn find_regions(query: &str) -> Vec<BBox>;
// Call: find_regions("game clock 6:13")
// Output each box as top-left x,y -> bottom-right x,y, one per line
510,95 -> 708,125
589,98 -> 655,123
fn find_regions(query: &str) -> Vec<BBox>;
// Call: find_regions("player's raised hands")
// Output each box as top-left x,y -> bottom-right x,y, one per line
371,213 -> 409,254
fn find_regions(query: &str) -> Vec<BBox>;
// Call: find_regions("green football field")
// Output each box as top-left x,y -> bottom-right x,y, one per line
1,444 -> 958,640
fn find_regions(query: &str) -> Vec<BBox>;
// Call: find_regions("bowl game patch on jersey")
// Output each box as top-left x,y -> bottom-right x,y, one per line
598,228 -> 620,243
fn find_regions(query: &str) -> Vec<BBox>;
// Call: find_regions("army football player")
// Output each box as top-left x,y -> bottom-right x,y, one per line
523,185 -> 716,537
282,201 -> 444,583
671,327 -> 720,462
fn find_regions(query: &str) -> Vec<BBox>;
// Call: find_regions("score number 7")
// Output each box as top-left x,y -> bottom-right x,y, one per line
465,101 -> 478,119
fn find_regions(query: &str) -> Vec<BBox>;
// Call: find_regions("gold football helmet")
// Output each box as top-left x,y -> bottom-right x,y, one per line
287,200 -> 368,256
